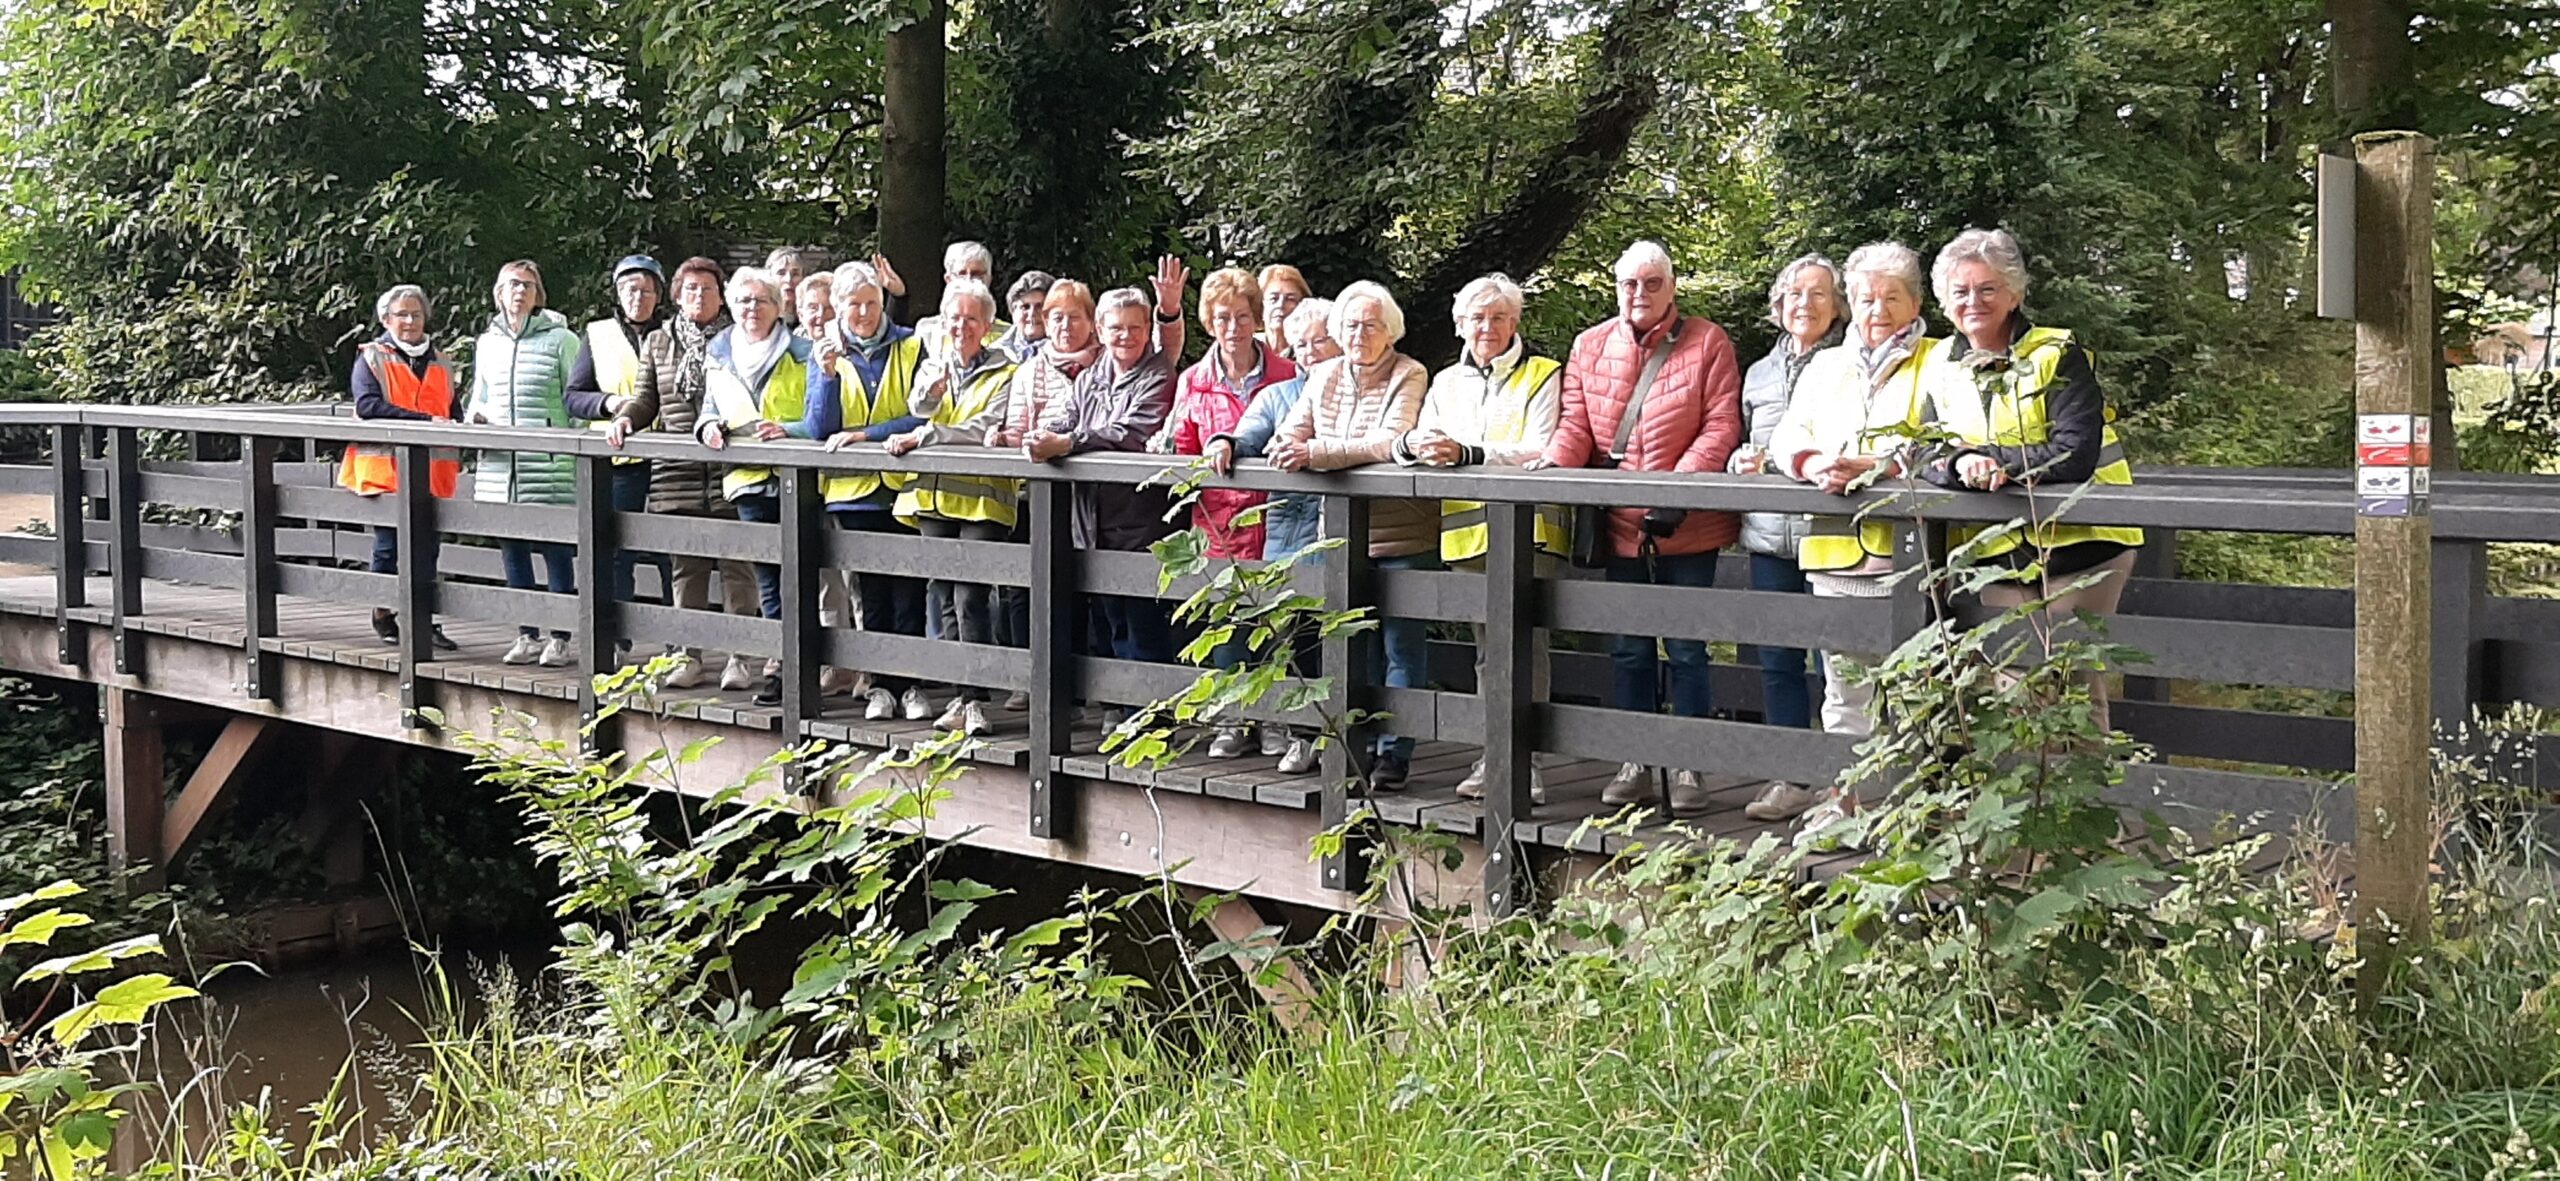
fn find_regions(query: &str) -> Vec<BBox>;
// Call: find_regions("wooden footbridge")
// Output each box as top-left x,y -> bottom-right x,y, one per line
0,403 -> 2553,921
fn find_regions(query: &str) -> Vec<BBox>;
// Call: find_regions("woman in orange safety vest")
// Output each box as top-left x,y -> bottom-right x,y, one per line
339,283 -> 461,651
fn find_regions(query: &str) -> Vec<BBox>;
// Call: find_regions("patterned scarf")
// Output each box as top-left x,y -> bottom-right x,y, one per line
671,313 -> 720,413
1858,315 -> 1928,393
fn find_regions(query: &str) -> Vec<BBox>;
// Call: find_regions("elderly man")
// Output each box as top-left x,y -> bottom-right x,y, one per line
881,241 -> 1012,367
1396,273 -> 1563,802
1534,240 -> 1743,817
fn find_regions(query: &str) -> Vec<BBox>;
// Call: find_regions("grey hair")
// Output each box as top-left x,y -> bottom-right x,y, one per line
764,246 -> 810,272
1841,241 -> 1925,304
1332,281 -> 1406,343
1931,227 -> 2031,307
375,284 -> 431,322
943,240 -> 994,278
941,276 -> 998,320
726,265 -> 784,309
1614,239 -> 1675,282
1763,254 -> 1841,327
1452,273 -> 1525,328
1095,286 -> 1152,322
830,261 -> 882,299
1284,297 -> 1335,342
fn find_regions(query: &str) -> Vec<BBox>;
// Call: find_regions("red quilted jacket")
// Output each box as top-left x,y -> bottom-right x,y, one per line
1173,346 -> 1299,558
1542,313 -> 1744,558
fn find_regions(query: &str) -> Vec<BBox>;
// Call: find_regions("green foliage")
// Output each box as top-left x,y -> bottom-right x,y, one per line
0,881 -> 196,1178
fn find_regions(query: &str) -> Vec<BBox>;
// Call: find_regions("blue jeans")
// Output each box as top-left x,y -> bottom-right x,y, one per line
1372,551 -> 1441,763
368,524 -> 440,576
727,493 -> 787,620
501,538 -> 575,639
832,510 -> 926,694
1604,549 -> 1717,718
1748,551 -> 1814,730
611,463 -> 673,606
1099,596 -> 1174,663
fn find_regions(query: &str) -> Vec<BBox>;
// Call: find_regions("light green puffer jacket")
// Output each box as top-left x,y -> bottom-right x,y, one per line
464,307 -> 582,505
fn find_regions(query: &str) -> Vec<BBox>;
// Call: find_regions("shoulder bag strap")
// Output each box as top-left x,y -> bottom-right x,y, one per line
1606,317 -> 1683,463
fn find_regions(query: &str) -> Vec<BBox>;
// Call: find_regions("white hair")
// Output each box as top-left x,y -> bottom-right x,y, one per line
726,265 -> 784,309
1763,254 -> 1841,327
830,261 -> 882,298
941,276 -> 997,320
1842,242 -> 1925,304
1284,297 -> 1335,342
1095,286 -> 1152,322
375,284 -> 431,322
1331,281 -> 1406,343
1452,273 -> 1525,328
1931,228 -> 2032,307
764,246 -> 810,272
1614,239 -> 1675,282
943,240 -> 994,278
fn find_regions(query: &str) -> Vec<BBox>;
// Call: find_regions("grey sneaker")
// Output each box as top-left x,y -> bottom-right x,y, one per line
818,667 -> 859,698
1457,760 -> 1547,804
1277,737 -> 1318,775
537,636 -> 574,668
959,702 -> 991,737
719,655 -> 754,691
1666,769 -> 1713,817
935,696 -> 971,731
1601,762 -> 1652,807
1743,781 -> 1823,822
502,634 -> 543,666
1260,726 -> 1289,757
1002,689 -> 1031,711
664,651 -> 709,689
1793,796 -> 1857,850
1207,724 -> 1253,759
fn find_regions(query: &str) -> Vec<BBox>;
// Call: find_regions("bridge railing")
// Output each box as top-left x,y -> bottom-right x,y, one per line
0,404 -> 2556,908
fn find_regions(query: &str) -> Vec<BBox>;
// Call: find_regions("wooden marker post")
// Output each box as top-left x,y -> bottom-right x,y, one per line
2348,131 -> 2436,986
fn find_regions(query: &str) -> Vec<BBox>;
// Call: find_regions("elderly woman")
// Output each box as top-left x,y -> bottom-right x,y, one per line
997,271 -> 1055,362
1396,273 -> 1562,801
909,241 -> 1010,366
598,256 -> 762,690
1024,260 -> 1191,674
809,262 -> 934,722
463,259 -> 584,669
1918,227 -> 2145,717
566,255 -> 673,620
767,247 -> 812,330
1167,267 -> 1299,759
694,266 -> 822,707
1768,241 -> 1933,838
795,270 -> 835,345
1203,296 -> 1338,774
1258,264 -> 1311,358
878,278 -> 1022,737
1268,282 -> 1433,791
1730,254 -> 1846,821
341,283 -> 460,652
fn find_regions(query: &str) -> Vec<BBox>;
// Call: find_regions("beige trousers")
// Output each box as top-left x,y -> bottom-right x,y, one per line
1975,549 -> 2139,732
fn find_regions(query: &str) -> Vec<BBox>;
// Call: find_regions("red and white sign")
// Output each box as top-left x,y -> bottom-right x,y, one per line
2356,413 -> 2428,467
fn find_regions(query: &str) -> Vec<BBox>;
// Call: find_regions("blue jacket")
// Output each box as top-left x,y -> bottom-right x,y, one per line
1225,373 -> 1319,560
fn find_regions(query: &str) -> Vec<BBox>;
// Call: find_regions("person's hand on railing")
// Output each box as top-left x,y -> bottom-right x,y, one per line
1953,452 -> 2009,491
1267,438 -> 1311,472
750,420 -> 789,442
699,421 -> 729,450
1204,438 -> 1237,476
606,417 -> 634,448
1814,454 -> 1879,495
1408,430 -> 1464,467
1022,429 -> 1073,463
1521,456 -> 1556,471
1728,443 -> 1768,476
823,430 -> 866,452
884,429 -> 925,457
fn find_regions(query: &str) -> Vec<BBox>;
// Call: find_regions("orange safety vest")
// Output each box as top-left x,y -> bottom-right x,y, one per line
337,344 -> 461,498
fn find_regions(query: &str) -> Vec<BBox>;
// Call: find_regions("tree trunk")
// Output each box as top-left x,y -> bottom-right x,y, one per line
1400,0 -> 1675,365
2327,0 -> 2414,132
882,0 -> 950,314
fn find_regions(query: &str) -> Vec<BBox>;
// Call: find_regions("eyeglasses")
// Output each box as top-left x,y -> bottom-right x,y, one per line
734,295 -> 776,307
1947,284 -> 2007,303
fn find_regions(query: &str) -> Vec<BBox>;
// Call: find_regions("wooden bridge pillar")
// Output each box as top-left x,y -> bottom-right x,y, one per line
101,687 -> 165,892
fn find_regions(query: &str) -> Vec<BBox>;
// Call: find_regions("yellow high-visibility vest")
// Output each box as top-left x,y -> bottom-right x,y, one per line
820,335 -> 925,505
896,356 -> 1024,527
709,343 -> 815,500
1920,326 -> 2144,559
1439,354 -> 1568,562
584,320 -> 648,466
1797,340 -> 1934,572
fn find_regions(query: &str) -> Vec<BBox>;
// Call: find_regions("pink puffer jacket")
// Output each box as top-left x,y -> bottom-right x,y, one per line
1173,347 -> 1299,558
1542,313 -> 1744,558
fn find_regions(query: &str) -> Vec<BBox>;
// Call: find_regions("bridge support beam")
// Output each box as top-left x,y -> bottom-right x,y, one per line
161,714 -> 278,868
101,687 -> 166,892
1186,887 -> 1318,1033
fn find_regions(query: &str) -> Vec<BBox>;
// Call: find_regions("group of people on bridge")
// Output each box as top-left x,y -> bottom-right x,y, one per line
339,227 -> 2142,845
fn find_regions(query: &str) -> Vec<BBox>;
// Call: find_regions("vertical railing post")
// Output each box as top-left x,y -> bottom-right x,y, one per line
1026,478 -> 1077,839
779,465 -> 825,765
572,452 -> 618,751
2430,538 -> 2484,739
1318,493 -> 1374,897
1887,520 -> 1944,650
107,425 -> 142,676
395,443 -> 439,731
52,422 -> 86,667
1480,501 -> 1537,917
241,435 -> 280,700
2121,528 -> 2177,705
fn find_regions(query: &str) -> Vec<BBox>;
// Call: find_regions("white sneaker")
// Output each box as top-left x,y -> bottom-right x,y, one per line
1666,769 -> 1713,817
1207,724 -> 1253,759
1276,737 -> 1318,775
935,696 -> 971,731
863,687 -> 897,720
502,635 -> 542,666
818,667 -> 858,698
1456,760 -> 1548,804
1743,781 -> 1823,822
899,687 -> 933,721
1260,727 -> 1289,757
1002,689 -> 1031,711
1601,762 -> 1651,806
538,636 -> 574,668
959,702 -> 991,737
1793,796 -> 1857,850
664,651 -> 709,689
719,655 -> 753,691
